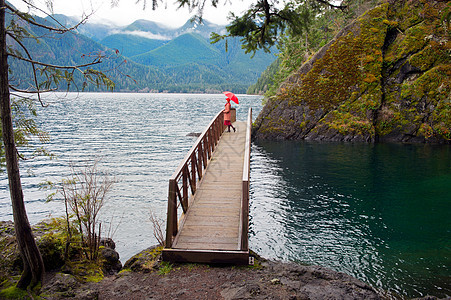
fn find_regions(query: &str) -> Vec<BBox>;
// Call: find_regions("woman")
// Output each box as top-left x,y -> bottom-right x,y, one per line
223,98 -> 236,132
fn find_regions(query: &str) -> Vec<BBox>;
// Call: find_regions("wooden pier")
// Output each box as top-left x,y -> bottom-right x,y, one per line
162,108 -> 251,264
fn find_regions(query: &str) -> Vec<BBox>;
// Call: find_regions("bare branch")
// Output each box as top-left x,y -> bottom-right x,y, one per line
6,30 -> 46,106
16,149 -> 27,160
9,85 -> 57,94
5,2 -> 92,34
7,49 -> 103,69
149,210 -> 165,246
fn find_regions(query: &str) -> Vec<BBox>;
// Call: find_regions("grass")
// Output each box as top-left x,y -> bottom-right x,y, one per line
157,262 -> 173,276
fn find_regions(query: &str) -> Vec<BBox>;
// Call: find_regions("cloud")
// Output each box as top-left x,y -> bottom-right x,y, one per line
111,30 -> 171,40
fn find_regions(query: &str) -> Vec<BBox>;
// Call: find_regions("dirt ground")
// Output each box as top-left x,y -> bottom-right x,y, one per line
42,254 -> 384,300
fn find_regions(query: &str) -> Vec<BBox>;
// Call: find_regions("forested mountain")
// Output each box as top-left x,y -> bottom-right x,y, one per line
101,34 -> 167,58
7,7 -> 275,93
131,33 -> 221,67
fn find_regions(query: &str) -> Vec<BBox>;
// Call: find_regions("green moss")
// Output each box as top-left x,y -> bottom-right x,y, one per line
299,121 -> 308,129
326,111 -> 375,136
259,0 -> 449,143
387,22 -> 430,63
259,118 -> 286,134
118,268 -> 132,274
141,245 -> 163,259
85,272 -> 104,283
418,123 -> 434,139
401,65 -> 450,101
378,63 -> 450,139
66,260 -> 104,283
280,3 -> 388,123
409,44 -> 437,71
383,19 -> 398,28
0,286 -> 29,299
393,0 -> 424,31
124,245 -> 164,273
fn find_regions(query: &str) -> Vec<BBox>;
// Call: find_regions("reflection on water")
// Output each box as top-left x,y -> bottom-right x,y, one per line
250,141 -> 451,298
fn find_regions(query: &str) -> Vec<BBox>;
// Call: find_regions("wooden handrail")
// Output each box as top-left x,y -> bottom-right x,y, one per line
166,110 -> 225,248
239,108 -> 252,251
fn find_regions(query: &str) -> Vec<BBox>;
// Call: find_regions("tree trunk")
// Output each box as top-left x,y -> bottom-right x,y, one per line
0,0 -> 44,289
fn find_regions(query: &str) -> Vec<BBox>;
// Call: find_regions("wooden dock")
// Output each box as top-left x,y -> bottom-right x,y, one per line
162,108 -> 251,264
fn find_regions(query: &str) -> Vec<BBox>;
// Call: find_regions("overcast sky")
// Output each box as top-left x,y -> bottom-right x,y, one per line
8,0 -> 252,27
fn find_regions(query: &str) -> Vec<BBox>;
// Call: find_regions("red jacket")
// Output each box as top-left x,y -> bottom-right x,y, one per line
224,101 -> 231,121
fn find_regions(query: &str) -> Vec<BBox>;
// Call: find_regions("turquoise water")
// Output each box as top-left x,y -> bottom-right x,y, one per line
250,141 -> 451,298
0,93 -> 449,298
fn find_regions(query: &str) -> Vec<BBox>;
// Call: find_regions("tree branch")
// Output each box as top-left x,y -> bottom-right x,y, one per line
9,85 -> 57,94
315,0 -> 347,11
7,49 -> 102,69
5,2 -> 91,34
6,31 -> 46,106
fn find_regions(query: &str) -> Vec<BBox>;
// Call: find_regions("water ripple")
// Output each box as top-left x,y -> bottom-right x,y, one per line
1,92 -> 262,261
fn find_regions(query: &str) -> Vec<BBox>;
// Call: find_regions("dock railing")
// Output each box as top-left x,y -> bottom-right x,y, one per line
166,110 -> 225,248
239,108 -> 251,251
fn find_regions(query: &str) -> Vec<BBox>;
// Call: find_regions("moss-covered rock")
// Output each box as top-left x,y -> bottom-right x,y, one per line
123,245 -> 163,273
0,218 -> 122,296
0,221 -> 22,288
253,0 -> 450,143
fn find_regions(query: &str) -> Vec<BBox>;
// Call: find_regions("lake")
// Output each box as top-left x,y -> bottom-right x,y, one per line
0,93 -> 449,298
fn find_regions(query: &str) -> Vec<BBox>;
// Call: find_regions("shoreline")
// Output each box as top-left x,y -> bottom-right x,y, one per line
44,246 -> 386,299
1,220 -> 449,299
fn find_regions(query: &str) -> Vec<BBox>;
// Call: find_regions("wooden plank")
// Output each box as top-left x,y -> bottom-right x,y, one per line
191,153 -> 197,194
177,229 -> 238,238
162,249 -> 249,265
179,223 -> 239,232
183,218 -> 237,225
188,204 -> 241,212
165,117 -> 250,263
177,236 -> 238,245
165,179 -> 177,248
188,202 -> 240,210
194,185 -> 242,193
181,221 -> 238,230
182,166 -> 188,210
186,211 -> 240,219
174,242 -> 238,251
183,215 -> 238,226
240,108 -> 252,251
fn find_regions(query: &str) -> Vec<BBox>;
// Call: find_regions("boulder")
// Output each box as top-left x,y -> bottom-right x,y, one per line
100,238 -> 116,250
186,132 -> 201,137
41,273 -> 78,298
253,0 -> 450,144
101,247 -> 122,275
123,245 -> 162,272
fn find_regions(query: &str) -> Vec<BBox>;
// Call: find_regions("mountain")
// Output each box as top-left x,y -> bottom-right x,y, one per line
124,19 -> 174,35
131,33 -> 221,67
253,0 -> 450,144
177,19 -> 226,39
101,34 -> 168,57
7,8 -> 276,93
49,14 -> 116,42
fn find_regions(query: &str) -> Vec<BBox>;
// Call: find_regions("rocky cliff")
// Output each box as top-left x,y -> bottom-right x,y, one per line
253,0 -> 450,143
